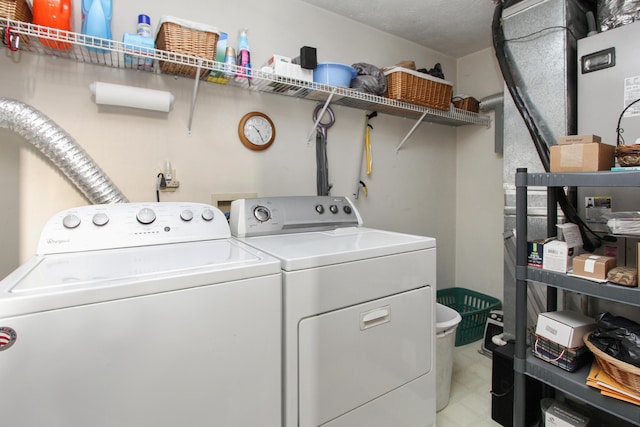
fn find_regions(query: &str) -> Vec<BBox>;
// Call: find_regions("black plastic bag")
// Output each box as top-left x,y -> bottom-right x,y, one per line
589,312 -> 640,367
350,63 -> 387,96
417,63 -> 445,80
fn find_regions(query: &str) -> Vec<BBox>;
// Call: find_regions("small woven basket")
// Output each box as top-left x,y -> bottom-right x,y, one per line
155,19 -> 219,79
385,68 -> 453,111
0,0 -> 32,43
615,144 -> 640,167
453,97 -> 480,113
584,332 -> 640,394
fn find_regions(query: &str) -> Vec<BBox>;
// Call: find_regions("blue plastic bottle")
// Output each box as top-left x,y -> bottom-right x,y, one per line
81,0 -> 113,53
236,29 -> 251,79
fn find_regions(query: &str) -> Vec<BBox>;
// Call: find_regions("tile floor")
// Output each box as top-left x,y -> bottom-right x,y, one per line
436,342 -> 502,427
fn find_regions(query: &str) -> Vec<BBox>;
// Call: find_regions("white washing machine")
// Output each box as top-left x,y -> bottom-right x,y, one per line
0,202 -> 282,427
230,196 -> 436,427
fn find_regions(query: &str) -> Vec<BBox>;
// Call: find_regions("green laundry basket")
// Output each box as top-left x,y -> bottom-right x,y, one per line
436,287 -> 501,346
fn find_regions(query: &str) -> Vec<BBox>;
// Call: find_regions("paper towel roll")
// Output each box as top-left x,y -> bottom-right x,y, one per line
89,82 -> 175,112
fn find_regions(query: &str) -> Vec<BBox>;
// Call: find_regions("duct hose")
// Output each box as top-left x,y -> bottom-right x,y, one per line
479,93 -> 504,112
0,97 -> 128,204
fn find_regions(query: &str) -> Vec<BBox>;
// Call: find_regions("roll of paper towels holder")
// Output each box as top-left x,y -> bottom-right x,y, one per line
89,82 -> 175,112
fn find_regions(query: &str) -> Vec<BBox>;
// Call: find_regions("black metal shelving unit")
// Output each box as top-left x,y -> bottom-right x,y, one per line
514,169 -> 640,426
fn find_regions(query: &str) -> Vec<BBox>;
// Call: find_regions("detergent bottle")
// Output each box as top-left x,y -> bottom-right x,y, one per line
32,0 -> 72,50
235,29 -> 251,79
81,0 -> 113,52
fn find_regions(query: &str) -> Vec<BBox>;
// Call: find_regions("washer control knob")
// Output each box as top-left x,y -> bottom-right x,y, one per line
180,209 -> 194,222
253,206 -> 271,222
62,214 -> 81,229
92,213 -> 109,227
201,209 -> 215,222
343,205 -> 352,215
136,208 -> 156,225
329,205 -> 339,214
315,204 -> 325,214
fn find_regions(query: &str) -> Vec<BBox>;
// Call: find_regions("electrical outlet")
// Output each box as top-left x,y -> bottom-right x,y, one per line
162,179 -> 180,190
159,161 -> 178,191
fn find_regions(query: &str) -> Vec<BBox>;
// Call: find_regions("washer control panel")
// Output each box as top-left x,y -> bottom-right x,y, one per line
229,196 -> 362,237
37,202 -> 230,255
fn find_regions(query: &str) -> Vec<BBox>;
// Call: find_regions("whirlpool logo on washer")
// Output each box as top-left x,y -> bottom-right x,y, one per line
0,327 -> 17,351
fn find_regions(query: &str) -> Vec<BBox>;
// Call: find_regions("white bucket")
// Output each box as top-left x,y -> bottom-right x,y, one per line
436,303 -> 462,412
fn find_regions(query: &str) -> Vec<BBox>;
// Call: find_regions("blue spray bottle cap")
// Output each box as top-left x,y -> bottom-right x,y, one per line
138,14 -> 151,26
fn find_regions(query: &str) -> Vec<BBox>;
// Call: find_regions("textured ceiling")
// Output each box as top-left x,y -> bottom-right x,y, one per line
299,0 -> 497,58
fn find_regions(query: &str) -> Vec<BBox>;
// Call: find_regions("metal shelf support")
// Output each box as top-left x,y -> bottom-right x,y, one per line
395,111 -> 429,153
187,60 -> 203,136
306,90 -> 336,143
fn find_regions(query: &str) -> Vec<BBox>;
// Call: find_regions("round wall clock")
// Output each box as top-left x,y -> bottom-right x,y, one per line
238,112 -> 276,151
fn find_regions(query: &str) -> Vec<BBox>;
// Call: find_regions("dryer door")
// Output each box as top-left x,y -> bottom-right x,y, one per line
298,286 -> 432,426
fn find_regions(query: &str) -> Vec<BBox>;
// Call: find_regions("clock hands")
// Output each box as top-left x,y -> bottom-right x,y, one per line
249,124 -> 266,143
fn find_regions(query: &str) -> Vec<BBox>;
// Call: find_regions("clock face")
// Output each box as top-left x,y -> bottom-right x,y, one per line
239,112 -> 275,150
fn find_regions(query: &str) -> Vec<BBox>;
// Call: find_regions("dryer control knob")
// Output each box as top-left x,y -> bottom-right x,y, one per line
315,204 -> 325,214
329,205 -> 339,214
92,213 -> 109,226
343,205 -> 352,215
62,214 -> 81,229
136,208 -> 156,224
180,209 -> 194,221
201,209 -> 215,221
253,206 -> 271,222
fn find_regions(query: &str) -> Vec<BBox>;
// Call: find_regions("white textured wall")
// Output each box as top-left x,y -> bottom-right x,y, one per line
454,47 -> 504,299
0,0 -> 463,288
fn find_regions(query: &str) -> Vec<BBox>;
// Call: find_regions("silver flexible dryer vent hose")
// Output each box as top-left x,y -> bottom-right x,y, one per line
0,97 -> 128,204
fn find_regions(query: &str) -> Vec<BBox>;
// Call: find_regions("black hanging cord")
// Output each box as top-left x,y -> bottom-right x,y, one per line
616,97 -> 640,146
492,1 -> 614,251
156,173 -> 166,202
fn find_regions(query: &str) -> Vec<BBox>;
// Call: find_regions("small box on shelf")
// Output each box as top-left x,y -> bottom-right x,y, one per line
550,143 -> 615,172
572,253 -> 616,281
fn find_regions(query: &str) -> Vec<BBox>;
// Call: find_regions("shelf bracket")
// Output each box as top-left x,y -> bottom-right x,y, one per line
395,111 -> 428,153
187,59 -> 204,136
306,89 -> 336,143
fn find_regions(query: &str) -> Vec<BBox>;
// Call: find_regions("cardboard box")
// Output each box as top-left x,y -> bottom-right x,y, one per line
550,143 -> 615,172
557,134 -> 601,145
572,253 -> 616,280
545,401 -> 590,427
543,240 -> 583,273
261,55 -> 313,82
535,310 -> 595,348
528,238 -> 555,268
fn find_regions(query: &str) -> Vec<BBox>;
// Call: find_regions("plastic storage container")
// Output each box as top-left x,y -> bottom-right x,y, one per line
313,62 -> 356,87
436,287 -> 501,346
436,303 -> 462,411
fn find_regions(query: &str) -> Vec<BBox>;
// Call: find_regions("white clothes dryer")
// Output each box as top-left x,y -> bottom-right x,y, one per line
0,202 -> 282,427
230,196 -> 436,427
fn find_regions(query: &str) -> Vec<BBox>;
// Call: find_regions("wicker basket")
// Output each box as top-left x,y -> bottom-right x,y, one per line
615,144 -> 640,167
584,332 -> 640,394
155,17 -> 219,79
0,0 -> 32,43
453,96 -> 480,113
384,67 -> 453,111
0,0 -> 31,22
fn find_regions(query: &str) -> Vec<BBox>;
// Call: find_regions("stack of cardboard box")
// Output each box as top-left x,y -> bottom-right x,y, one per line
550,134 -> 615,172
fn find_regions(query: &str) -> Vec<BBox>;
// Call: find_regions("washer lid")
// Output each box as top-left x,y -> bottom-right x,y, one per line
239,227 -> 436,271
0,239 -> 280,317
